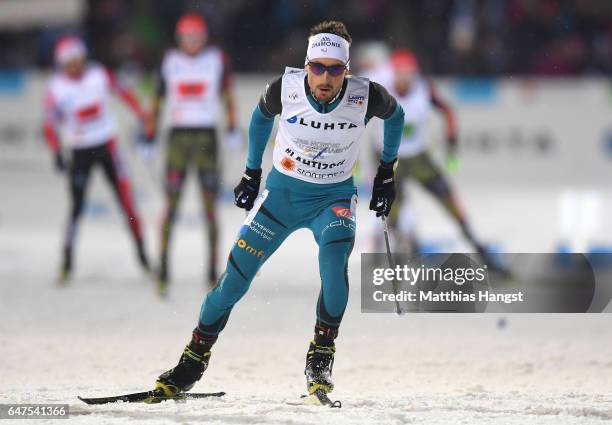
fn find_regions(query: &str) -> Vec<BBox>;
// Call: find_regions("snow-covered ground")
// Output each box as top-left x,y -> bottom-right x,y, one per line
1,159 -> 612,425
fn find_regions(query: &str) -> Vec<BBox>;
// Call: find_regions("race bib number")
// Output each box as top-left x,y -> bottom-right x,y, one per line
76,103 -> 101,122
177,82 -> 207,98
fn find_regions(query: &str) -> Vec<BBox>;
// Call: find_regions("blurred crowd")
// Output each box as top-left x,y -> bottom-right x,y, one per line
1,0 -> 611,76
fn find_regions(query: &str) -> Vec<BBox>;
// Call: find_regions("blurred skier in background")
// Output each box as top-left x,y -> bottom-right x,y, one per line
375,49 -> 496,264
43,36 -> 154,283
149,12 -> 240,295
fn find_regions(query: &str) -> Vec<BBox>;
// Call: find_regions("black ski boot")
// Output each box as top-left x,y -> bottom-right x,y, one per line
155,329 -> 216,397
304,325 -> 338,394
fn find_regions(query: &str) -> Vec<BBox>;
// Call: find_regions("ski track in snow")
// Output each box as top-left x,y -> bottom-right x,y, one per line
2,170 -> 612,424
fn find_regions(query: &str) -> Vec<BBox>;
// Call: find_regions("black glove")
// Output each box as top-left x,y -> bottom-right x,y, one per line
233,167 -> 262,210
54,152 -> 67,172
369,160 -> 396,217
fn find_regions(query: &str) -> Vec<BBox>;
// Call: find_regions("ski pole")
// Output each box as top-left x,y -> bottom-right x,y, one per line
381,215 -> 402,315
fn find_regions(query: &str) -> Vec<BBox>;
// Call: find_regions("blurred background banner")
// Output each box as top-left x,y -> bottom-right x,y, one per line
3,76 -> 612,183
0,0 -> 83,29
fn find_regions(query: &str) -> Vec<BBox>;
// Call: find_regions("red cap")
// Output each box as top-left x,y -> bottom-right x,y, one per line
390,49 -> 419,72
54,36 -> 86,65
176,13 -> 207,36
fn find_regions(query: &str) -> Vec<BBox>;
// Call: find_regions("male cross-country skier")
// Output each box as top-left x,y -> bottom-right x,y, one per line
44,36 -> 153,282
152,21 -> 404,400
376,49 -> 498,265
149,13 -> 240,293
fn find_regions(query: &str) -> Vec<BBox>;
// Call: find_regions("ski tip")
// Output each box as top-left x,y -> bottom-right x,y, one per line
290,393 -> 341,408
77,396 -> 94,405
185,391 -> 226,399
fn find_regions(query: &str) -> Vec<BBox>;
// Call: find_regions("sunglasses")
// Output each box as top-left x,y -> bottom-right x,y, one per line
307,61 -> 347,77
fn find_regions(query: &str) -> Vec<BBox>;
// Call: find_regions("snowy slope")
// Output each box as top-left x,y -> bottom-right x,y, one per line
1,157 -> 612,424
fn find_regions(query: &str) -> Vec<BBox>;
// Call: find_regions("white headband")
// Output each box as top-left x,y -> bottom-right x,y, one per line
306,33 -> 350,65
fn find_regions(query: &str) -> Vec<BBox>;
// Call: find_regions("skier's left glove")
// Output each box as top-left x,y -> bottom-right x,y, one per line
234,167 -> 262,211
369,159 -> 396,217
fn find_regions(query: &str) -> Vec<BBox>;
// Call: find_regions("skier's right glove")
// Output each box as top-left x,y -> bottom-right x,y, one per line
54,152 -> 67,172
233,167 -> 262,211
369,159 -> 396,217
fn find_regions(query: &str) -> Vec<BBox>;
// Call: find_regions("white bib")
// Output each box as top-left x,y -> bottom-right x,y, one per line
391,76 -> 432,157
162,48 -> 224,128
274,68 -> 369,184
47,64 -> 116,148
